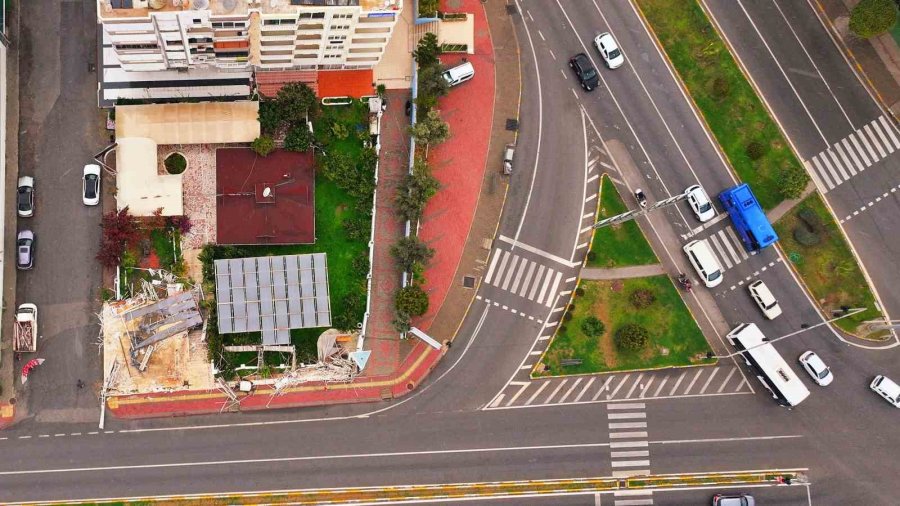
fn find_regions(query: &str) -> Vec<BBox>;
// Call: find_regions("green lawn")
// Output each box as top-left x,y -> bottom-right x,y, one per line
774,193 -> 882,335
890,16 -> 900,45
635,0 -> 809,210
536,276 -> 714,376
587,175 -> 658,268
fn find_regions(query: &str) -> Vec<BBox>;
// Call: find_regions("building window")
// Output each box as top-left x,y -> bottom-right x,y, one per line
115,43 -> 158,50
212,21 -> 245,29
328,35 -> 347,43
263,18 -> 296,26
332,13 -> 353,19
331,24 -> 350,30
324,54 -> 341,59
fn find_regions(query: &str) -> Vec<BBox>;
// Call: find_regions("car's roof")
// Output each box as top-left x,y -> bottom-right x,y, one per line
17,230 -> 34,240
803,352 -> 827,371
596,32 -> 617,47
18,176 -> 34,186
84,164 -> 101,175
750,280 -> 774,299
574,53 -> 591,64
687,185 -> 710,202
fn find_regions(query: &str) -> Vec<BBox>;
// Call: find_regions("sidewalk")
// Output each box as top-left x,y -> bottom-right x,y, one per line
107,342 -> 443,419
415,0 -> 519,341
361,89 -> 412,377
581,265 -> 665,280
814,0 -> 900,114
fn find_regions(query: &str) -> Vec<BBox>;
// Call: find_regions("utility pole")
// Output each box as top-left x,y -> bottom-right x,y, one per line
592,191 -> 688,230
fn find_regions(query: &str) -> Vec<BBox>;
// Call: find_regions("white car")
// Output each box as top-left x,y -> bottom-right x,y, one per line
17,176 -> 34,218
870,375 -> 900,408
82,164 -> 101,206
593,32 -> 624,69
798,351 -> 833,386
747,280 -> 782,319
685,184 -> 715,222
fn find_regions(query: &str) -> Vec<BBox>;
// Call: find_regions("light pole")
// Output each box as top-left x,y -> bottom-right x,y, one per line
711,307 -> 867,360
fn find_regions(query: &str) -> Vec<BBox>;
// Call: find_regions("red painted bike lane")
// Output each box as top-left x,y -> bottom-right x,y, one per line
415,0 -> 495,331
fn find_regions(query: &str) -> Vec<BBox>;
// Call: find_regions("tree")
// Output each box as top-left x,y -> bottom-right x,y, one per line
96,207 -> 141,267
581,316 -> 606,338
258,100 -> 284,135
849,0 -> 897,38
409,109 -> 450,146
284,125 -> 313,152
251,136 -> 275,157
413,32 -> 441,67
276,82 -> 319,125
780,165 -> 810,200
395,284 -> 430,317
416,63 -> 450,104
390,236 -> 435,272
614,324 -> 650,352
396,158 -> 441,222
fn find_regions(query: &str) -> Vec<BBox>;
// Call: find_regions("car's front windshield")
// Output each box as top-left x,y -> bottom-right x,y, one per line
608,49 -> 621,59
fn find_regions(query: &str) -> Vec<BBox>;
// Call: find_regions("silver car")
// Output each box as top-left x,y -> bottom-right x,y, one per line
17,230 -> 35,270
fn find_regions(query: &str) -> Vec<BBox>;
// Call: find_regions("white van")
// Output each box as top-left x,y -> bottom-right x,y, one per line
870,375 -> 900,407
683,239 -> 723,288
441,61 -> 475,87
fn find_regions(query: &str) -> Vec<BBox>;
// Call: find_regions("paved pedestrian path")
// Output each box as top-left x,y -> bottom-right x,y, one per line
581,265 -> 665,281
362,89 -> 411,377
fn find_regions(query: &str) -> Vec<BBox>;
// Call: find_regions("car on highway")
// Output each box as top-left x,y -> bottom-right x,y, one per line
870,375 -> 900,407
748,280 -> 782,319
83,164 -> 101,206
799,351 -> 833,386
712,493 -> 754,506
683,239 -> 723,288
685,184 -> 715,222
16,230 -> 35,270
17,176 -> 34,218
593,32 -> 624,69
568,53 -> 599,91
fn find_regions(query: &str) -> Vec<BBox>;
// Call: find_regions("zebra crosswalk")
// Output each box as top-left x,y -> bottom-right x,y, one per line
806,115 -> 900,193
703,226 -> 750,270
483,248 -> 569,307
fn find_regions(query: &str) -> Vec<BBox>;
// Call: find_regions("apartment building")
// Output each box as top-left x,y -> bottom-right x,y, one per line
99,0 -> 401,72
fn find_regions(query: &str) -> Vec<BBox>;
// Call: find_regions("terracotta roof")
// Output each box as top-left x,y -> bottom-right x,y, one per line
317,69 -> 375,99
216,148 -> 315,245
256,71 -> 318,98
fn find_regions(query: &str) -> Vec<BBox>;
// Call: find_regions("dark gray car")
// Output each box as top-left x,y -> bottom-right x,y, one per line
16,230 -> 34,270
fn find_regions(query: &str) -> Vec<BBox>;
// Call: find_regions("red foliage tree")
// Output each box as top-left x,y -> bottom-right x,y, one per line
96,207 -> 141,267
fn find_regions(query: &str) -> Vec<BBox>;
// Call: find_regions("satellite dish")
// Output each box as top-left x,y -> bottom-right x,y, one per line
263,187 -> 272,198
222,0 -> 237,11
149,0 -> 167,9
191,0 -> 210,9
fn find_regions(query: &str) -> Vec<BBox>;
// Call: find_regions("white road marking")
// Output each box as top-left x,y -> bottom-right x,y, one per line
652,376 -> 669,397
501,256 -> 520,290
583,212 -> 595,219
609,431 -> 648,439
870,119 -> 894,154
593,376 -> 616,401
608,412 -> 647,420
682,369 -> 704,395
559,378 -> 583,404
848,131 -> 872,166
545,271 -> 563,305
585,193 -> 597,203
609,374 -> 631,399
587,174 -> 599,183
826,149 -> 849,181
864,123 -> 887,158
498,235 -> 580,267
543,379 -> 569,404
698,367 -> 721,395
566,276 -> 578,283
669,371 -> 687,396
536,269 -> 555,306
613,498 -> 653,506
717,367 -> 738,393
610,441 -> 649,449
612,470 -> 650,478
528,265 -> 547,301
608,402 -> 646,410
525,381 -> 551,406
832,141 -> 857,176
611,460 -> 651,468
492,251 -> 511,286
638,376 -> 654,398
488,394 -> 505,408
707,233 -> 732,269
609,422 -> 647,430
484,249 -> 502,284
576,242 -> 588,249
611,450 -> 650,458
505,383 -> 531,406
840,138 -> 865,173
855,127 -> 879,161
724,227 -> 749,260
879,115 -> 900,146
803,160 -> 827,193
811,155 -> 836,189
574,377 -> 596,403
518,262 -> 537,297
625,374 -> 644,399
509,258 -> 528,294
717,229 -> 742,266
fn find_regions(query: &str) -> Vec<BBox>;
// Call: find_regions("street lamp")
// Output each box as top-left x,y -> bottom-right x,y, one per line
711,307 -> 867,360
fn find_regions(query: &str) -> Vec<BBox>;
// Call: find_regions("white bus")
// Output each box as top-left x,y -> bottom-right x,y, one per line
726,323 -> 810,407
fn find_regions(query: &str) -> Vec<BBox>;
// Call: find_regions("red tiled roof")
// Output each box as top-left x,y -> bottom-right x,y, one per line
216,148 -> 316,245
317,69 -> 375,99
256,70 -> 319,98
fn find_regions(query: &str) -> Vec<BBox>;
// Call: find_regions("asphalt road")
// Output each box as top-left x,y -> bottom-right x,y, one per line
12,0 -> 106,424
2,0 -> 900,504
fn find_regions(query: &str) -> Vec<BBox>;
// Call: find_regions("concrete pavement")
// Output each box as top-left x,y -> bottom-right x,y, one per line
580,265 -> 665,280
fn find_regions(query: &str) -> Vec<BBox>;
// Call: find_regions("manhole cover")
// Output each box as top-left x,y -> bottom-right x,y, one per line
506,118 -> 519,131
506,4 -> 518,15
462,275 -> 477,288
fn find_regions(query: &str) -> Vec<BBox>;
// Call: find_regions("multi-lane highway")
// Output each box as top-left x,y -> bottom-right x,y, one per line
3,0 -> 900,504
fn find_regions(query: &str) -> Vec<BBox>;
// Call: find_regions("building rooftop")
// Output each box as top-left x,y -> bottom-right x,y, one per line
99,0 -> 401,19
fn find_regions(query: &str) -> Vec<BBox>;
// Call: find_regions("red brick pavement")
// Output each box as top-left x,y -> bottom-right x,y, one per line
360,89 -> 411,377
415,0 -> 495,331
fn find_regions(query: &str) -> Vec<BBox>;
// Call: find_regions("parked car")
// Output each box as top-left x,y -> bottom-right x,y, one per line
870,375 -> 900,407
712,493 -> 754,506
748,280 -> 782,319
799,351 -> 833,386
441,61 -> 475,87
16,230 -> 35,270
502,143 -> 515,175
83,164 -> 101,206
593,32 -> 625,69
685,184 -> 715,222
17,176 -> 34,218
569,53 -> 599,91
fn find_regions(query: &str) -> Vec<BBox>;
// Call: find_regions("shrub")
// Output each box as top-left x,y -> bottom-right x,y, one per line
284,125 -> 313,152
587,251 -> 597,262
629,288 -> 656,309
251,136 -> 275,157
614,324 -> 650,352
745,141 -> 766,161
780,165 -> 810,200
258,100 -> 284,135
395,284 -> 430,317
396,158 -> 441,222
164,152 -> 187,174
275,82 -> 319,124
166,215 -> 193,235
797,207 -> 823,232
331,122 -> 350,140
418,0 -> 440,19
563,312 -> 573,321
850,0 -> 897,38
409,108 -> 450,146
343,215 -> 370,240
575,287 -> 585,297
333,288 -> 365,331
793,225 -> 821,246
414,34 -> 441,66
581,316 -> 605,338
390,236 -> 435,272
352,251 -> 370,274
416,63 -> 450,106
96,207 -> 141,267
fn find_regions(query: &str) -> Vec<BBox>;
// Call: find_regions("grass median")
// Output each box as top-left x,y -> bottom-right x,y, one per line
635,0 -> 809,210
587,175 -> 658,268
535,276 -> 714,377
774,193 -> 883,336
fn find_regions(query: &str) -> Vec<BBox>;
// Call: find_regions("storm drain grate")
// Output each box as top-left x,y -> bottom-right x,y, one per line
506,4 -> 518,15
506,118 -> 519,131
462,276 -> 477,289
